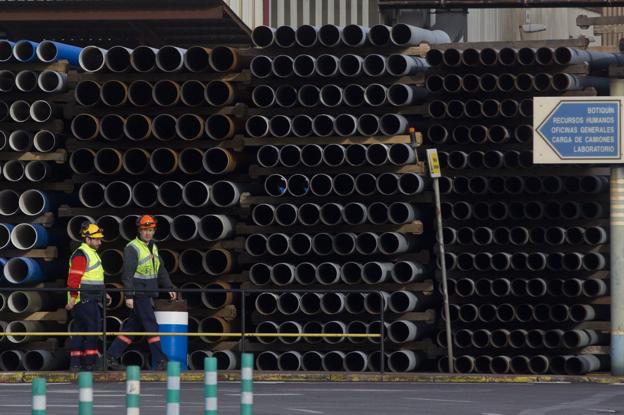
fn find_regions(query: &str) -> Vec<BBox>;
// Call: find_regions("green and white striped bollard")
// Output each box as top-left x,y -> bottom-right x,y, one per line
32,377 -> 46,415
166,361 -> 181,415
126,365 -> 140,415
78,372 -> 93,415
240,353 -> 253,415
204,357 -> 218,415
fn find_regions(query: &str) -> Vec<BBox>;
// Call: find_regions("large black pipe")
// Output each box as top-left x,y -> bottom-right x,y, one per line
342,24 -> 369,47
275,26 -> 296,48
316,54 -> 339,77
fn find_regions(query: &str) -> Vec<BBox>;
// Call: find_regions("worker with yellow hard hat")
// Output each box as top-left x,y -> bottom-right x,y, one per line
66,222 -> 112,371
106,214 -> 177,371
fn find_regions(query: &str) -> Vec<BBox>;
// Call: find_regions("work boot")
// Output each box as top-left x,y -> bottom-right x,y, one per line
106,356 -> 124,371
154,359 -> 168,371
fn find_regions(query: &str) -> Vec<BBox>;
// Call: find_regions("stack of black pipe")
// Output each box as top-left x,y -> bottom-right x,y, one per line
245,23 -> 447,372
67,44 -> 251,370
426,45 -> 612,375
0,40 -> 73,371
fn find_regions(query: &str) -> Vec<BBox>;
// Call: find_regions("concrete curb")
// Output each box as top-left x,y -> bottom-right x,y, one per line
12,371 -> 624,384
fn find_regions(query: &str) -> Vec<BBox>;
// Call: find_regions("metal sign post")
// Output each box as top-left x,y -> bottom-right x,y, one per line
426,148 -> 454,373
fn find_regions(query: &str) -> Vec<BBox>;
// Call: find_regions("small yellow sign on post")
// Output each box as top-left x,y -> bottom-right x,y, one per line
426,148 -> 442,178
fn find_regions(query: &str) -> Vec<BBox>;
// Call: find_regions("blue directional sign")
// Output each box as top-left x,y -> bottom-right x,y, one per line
536,100 -> 620,160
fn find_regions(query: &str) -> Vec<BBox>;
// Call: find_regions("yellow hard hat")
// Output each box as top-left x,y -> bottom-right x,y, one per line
80,222 -> 104,239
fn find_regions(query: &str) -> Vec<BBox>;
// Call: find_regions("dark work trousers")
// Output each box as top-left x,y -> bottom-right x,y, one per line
69,301 -> 102,367
107,297 -> 167,363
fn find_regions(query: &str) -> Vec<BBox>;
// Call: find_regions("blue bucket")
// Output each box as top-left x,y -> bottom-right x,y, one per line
155,310 -> 188,370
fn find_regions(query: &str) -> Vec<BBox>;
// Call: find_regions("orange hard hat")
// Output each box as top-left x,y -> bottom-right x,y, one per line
137,215 -> 157,229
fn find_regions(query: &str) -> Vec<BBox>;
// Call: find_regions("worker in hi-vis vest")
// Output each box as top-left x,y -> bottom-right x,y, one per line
106,215 -> 177,370
66,222 -> 112,371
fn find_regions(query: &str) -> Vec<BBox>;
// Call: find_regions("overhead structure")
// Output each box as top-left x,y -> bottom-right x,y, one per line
379,0 -> 624,8
0,0 -> 251,48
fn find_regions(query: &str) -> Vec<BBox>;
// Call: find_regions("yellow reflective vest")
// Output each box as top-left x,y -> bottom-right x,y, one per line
68,243 -> 104,303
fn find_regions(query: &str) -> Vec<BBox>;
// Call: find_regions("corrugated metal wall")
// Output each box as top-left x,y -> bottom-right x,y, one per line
601,6 -> 624,47
466,7 -> 601,44
269,0 -> 380,27
224,0 -> 266,29
226,0 -> 382,29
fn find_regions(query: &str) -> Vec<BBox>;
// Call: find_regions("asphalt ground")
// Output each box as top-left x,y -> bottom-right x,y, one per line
2,381 -> 624,414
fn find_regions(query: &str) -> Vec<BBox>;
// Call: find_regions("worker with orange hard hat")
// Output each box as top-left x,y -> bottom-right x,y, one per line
106,214 -> 177,370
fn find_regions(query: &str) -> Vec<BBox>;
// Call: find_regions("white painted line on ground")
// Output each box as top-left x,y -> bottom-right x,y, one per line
94,393 -> 162,397
481,412 -> 505,415
293,388 -> 417,393
0,382 -> 71,389
226,393 -> 302,397
286,408 -> 324,414
406,397 -> 474,403
0,404 -> 122,408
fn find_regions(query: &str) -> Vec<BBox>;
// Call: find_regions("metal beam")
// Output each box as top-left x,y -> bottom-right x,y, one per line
379,0 -> 624,8
578,14 -> 624,29
432,36 -> 590,50
0,6 -> 224,21
592,26 -> 624,35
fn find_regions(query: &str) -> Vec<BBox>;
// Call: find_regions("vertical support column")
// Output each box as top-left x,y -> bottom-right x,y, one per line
78,372 -> 93,415
166,361 -> 181,415
126,365 -> 140,415
240,353 -> 253,415
610,79 -> 624,376
611,167 -> 624,375
32,377 -> 46,415
204,357 -> 218,415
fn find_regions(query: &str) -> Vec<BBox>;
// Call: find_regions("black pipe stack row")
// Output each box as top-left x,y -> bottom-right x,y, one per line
243,23 -> 448,373
425,45 -> 613,375
64,44 -> 252,371
0,43 -> 73,370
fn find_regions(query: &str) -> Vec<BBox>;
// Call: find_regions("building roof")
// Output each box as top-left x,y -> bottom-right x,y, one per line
0,0 -> 251,47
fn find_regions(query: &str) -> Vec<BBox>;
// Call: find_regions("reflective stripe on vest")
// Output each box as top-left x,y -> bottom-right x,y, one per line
128,238 -> 160,280
68,243 -> 104,303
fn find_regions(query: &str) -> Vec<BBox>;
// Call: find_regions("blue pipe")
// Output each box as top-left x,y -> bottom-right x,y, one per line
0,40 -> 14,63
0,258 -> 6,284
4,257 -> 45,285
12,40 -> 39,63
36,40 -> 82,66
0,223 -> 14,249
18,189 -> 54,216
10,223 -> 49,250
